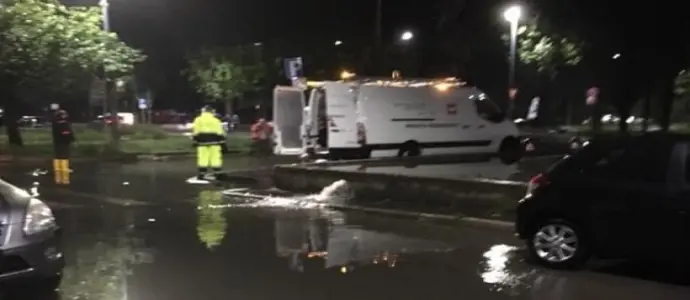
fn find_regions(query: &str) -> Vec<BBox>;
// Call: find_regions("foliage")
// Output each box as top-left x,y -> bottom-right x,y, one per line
184,45 -> 267,105
516,23 -> 583,78
0,0 -> 145,96
673,69 -> 690,122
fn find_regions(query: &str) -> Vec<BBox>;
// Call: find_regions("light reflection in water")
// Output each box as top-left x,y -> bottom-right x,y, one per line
274,212 -> 452,274
479,244 -> 535,295
196,190 -> 228,250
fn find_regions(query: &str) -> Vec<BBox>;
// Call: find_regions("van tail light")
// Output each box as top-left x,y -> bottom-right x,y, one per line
356,122 -> 367,145
526,173 -> 548,196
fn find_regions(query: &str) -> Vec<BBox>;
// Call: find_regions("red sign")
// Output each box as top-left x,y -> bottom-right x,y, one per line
447,103 -> 457,115
587,87 -> 600,97
508,88 -> 518,100
586,87 -> 599,106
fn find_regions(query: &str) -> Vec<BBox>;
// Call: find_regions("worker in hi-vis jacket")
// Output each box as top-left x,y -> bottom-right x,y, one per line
51,109 -> 74,184
192,105 -> 226,180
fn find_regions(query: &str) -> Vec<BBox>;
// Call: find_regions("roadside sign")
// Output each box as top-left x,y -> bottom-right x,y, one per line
526,97 -> 540,120
89,77 -> 106,106
508,88 -> 518,100
138,98 -> 148,110
586,87 -> 599,106
284,57 -> 303,80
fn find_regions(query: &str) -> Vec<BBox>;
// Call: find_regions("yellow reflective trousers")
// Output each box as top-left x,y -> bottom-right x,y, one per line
197,145 -> 222,168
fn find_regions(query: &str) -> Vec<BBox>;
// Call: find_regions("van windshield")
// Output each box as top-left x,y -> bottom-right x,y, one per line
471,93 -> 505,123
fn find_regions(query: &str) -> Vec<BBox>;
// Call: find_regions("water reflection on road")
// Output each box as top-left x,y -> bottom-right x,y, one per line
0,159 -> 688,299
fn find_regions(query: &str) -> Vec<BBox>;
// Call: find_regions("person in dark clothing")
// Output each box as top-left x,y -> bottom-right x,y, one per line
51,110 -> 74,184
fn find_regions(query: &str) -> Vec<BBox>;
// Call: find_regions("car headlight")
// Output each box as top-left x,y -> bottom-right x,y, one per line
23,198 -> 56,235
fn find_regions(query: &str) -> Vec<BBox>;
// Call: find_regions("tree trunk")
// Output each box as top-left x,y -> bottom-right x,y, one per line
0,75 -> 23,146
106,80 -> 120,148
659,75 -> 675,132
618,103 -> 630,133
642,89 -> 651,132
4,106 -> 23,147
225,98 -> 233,117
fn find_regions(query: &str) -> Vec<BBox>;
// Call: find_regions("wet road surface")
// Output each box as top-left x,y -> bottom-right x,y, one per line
0,158 -> 688,299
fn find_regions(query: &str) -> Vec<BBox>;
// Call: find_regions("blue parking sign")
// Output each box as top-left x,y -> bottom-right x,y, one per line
283,57 -> 303,80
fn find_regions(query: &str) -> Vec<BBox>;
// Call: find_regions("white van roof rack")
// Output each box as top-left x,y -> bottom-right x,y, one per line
351,77 -> 465,88
306,77 -> 466,89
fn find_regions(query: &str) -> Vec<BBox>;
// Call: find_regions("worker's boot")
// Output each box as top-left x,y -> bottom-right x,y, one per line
53,159 -> 61,172
197,168 -> 207,181
60,159 -> 69,173
60,160 -> 70,184
53,159 -> 63,184
212,168 -> 225,181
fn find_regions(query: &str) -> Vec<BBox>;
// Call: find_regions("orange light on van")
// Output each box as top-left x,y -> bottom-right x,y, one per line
434,82 -> 452,92
340,70 -> 355,80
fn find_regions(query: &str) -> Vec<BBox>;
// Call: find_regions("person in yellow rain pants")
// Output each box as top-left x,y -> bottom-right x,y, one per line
192,105 -> 226,181
51,109 -> 74,185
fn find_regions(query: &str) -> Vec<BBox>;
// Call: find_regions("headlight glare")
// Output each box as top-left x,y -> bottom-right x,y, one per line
23,198 -> 56,235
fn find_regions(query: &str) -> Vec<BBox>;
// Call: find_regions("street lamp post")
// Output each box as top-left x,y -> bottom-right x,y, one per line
375,0 -> 382,73
99,0 -> 119,143
99,0 -> 110,117
503,5 -> 521,118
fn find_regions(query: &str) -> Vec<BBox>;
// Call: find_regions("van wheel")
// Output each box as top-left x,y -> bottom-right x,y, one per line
526,219 -> 590,269
329,149 -> 342,160
398,141 -> 421,157
359,147 -> 372,159
498,137 -> 522,164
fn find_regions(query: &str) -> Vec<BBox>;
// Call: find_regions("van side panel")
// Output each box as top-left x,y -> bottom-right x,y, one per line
323,82 -> 359,149
358,85 -> 482,155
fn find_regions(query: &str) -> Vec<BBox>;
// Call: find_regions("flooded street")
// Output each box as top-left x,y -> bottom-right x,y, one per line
0,158 -> 688,299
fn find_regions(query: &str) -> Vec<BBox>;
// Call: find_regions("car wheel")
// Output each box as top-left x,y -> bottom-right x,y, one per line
526,219 -> 590,269
498,137 -> 523,164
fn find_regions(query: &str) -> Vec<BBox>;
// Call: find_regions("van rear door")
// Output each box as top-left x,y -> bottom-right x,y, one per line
324,83 -> 359,149
273,86 -> 305,155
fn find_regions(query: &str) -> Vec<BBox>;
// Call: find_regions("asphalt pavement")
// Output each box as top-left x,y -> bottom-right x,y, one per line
0,158 -> 688,299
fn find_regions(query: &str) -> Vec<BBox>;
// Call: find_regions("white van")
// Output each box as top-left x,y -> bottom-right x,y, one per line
272,77 -> 523,162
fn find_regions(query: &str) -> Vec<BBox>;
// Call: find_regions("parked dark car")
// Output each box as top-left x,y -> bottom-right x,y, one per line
516,133 -> 690,269
0,179 -> 64,290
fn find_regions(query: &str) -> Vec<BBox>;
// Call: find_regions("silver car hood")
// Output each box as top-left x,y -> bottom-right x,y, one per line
0,178 -> 31,225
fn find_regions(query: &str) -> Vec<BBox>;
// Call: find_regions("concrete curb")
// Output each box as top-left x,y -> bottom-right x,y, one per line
324,203 -> 514,230
272,163 -> 526,218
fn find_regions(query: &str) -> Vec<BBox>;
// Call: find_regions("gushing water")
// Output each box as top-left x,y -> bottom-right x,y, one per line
219,179 -> 354,208
313,179 -> 352,204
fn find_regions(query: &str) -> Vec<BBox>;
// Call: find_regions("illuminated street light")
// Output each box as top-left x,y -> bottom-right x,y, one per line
503,5 -> 522,24
503,4 -> 522,118
613,53 -> 621,59
334,40 -> 343,46
400,31 -> 413,41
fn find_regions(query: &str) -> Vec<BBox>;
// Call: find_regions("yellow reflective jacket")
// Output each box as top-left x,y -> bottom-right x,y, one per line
192,112 -> 225,145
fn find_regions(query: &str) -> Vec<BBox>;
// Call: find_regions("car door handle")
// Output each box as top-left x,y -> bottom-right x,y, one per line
462,125 -> 471,129
478,125 -> 485,129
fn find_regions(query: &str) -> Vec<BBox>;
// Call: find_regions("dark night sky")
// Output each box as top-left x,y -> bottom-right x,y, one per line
62,0 -> 483,110
57,0 -> 690,115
